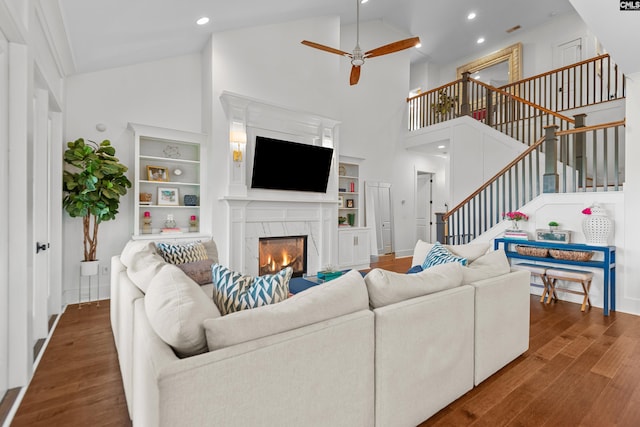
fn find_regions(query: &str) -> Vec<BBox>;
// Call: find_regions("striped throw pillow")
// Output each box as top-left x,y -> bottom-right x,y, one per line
156,242 -> 208,265
211,264 -> 292,315
422,241 -> 468,269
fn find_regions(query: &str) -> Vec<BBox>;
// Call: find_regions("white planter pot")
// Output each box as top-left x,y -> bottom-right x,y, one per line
80,260 -> 100,277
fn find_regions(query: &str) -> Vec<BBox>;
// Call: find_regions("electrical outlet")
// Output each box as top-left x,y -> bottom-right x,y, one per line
101,265 -> 110,275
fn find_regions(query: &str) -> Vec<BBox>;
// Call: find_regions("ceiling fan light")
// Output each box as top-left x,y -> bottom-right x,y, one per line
351,58 -> 364,66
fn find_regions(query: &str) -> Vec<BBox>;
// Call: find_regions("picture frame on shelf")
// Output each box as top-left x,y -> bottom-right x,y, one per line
147,165 -> 169,182
535,229 -> 571,244
158,187 -> 179,206
346,199 -> 354,208
338,196 -> 344,208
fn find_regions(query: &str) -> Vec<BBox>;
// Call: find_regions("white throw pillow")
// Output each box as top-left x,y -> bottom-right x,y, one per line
145,264 -> 221,358
120,240 -> 157,268
364,262 -> 464,308
461,249 -> 511,284
203,270 -> 369,351
126,250 -> 167,294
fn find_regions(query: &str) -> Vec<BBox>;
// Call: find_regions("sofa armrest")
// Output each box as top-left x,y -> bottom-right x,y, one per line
132,299 -> 375,427
110,255 -> 126,343
470,269 -> 530,385
373,285 -> 475,427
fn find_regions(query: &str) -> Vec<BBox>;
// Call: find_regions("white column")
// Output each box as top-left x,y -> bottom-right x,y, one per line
8,42 -> 33,387
623,72 -> 640,311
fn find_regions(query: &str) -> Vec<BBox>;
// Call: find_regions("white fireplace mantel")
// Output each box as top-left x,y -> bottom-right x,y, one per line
219,92 -> 341,275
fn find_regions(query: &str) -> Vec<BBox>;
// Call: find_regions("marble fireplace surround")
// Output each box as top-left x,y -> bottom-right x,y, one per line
220,92 -> 341,276
224,199 -> 335,276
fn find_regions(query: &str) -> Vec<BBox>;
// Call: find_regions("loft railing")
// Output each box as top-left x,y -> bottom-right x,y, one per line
439,120 -> 625,244
408,74 -> 575,147
499,54 -> 625,113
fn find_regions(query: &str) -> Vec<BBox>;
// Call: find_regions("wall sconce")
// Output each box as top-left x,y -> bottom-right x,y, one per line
230,129 -> 247,162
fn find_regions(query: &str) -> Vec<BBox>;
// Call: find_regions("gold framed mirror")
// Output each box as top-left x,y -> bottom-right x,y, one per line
457,42 -> 522,86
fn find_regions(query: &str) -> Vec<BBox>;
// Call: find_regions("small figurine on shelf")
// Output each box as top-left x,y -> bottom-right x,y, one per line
189,215 -> 198,232
142,211 -> 152,234
165,214 -> 176,229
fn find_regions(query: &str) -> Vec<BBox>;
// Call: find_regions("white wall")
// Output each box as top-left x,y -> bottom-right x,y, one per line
63,53 -> 202,303
422,11 -> 594,89
337,19 -> 444,257
206,16 -> 342,264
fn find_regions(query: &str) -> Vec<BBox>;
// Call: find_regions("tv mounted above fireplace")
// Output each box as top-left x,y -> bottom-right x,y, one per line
251,136 -> 334,193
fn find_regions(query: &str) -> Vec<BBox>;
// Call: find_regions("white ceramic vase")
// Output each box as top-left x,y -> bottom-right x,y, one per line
582,204 -> 612,246
80,260 -> 100,276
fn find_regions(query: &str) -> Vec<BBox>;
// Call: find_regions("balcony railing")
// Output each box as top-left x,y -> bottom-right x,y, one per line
499,54 -> 625,113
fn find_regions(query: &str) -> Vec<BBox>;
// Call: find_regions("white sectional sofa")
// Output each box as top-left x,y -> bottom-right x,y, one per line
111,239 -> 530,427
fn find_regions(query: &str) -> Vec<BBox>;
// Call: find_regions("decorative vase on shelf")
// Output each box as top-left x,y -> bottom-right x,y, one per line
582,204 -> 612,246
511,221 -> 520,230
165,214 -> 176,229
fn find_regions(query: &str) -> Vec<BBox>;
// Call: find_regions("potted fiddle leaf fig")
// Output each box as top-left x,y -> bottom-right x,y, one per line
62,138 -> 132,275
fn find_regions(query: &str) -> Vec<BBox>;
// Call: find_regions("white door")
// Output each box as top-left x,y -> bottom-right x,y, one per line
416,172 -> 433,243
32,88 -> 51,341
365,182 -> 393,255
555,38 -> 582,109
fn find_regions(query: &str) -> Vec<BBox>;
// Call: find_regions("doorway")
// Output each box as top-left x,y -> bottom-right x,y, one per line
365,182 -> 393,255
416,171 -> 433,243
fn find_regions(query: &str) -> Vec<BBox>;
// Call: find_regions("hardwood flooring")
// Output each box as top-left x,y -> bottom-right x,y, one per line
8,256 -> 640,426
11,301 -> 130,427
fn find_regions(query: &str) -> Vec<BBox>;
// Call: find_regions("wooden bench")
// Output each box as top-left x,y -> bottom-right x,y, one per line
544,267 -> 594,312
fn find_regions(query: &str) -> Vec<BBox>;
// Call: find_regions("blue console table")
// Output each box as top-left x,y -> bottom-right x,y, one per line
494,238 -> 616,316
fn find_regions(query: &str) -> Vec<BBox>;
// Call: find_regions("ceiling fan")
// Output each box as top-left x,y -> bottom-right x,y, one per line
301,0 -> 420,85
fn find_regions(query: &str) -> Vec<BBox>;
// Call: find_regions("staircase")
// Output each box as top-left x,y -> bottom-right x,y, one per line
406,54 -> 626,244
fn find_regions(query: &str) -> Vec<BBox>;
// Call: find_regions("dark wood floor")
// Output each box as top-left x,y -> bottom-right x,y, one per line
9,256 -> 640,426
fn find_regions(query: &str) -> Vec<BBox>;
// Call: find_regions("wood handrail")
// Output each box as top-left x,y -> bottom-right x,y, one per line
406,79 -> 461,102
498,54 -> 612,90
473,80 -> 575,125
443,119 -> 626,222
443,135 -> 546,222
556,119 -> 626,136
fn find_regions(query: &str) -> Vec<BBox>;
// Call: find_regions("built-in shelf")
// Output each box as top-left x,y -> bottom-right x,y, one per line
129,122 -> 209,239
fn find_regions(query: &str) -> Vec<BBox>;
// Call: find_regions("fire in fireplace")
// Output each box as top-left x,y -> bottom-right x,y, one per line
258,235 -> 307,277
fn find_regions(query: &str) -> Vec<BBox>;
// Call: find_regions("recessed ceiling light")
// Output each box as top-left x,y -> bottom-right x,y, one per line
467,12 -> 476,20
361,0 -> 369,4
196,17 -> 210,26
438,145 -> 445,149
474,75 -> 481,80
477,37 -> 485,44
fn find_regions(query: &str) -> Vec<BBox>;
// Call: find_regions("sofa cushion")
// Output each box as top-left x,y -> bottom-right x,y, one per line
203,270 -> 369,351
177,259 -> 215,285
120,240 -> 157,268
202,239 -> 219,264
211,264 -> 292,315
144,264 -> 221,358
422,241 -> 468,269
364,262 -> 464,308
125,247 -> 167,294
462,249 -> 511,285
156,241 -> 208,265
411,240 -> 491,267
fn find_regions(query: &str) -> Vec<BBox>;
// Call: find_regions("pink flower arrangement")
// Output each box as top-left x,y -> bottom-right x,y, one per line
503,211 -> 529,221
582,207 -> 592,215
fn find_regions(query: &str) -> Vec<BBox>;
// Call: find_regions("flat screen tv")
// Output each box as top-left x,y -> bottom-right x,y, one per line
251,136 -> 334,193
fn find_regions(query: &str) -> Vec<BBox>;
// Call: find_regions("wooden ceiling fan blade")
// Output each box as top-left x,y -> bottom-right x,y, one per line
350,65 -> 361,86
301,40 -> 351,57
364,37 -> 421,59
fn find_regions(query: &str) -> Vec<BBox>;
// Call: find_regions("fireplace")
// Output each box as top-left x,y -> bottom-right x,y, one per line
259,235 -> 307,277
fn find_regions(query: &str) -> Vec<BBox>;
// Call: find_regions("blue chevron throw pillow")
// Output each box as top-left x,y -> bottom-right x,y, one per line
211,264 -> 292,315
422,241 -> 468,269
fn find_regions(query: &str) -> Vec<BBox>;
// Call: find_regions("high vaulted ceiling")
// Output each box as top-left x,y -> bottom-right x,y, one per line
58,0 -> 574,74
